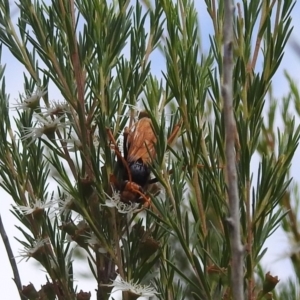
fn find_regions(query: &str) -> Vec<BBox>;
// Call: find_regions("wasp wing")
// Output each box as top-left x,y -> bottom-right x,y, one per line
126,118 -> 157,165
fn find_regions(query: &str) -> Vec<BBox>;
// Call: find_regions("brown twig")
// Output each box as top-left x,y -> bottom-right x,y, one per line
192,170 -> 207,236
246,179 -> 254,300
0,215 -> 26,300
69,0 -> 85,112
251,0 -> 276,70
222,1 -> 244,299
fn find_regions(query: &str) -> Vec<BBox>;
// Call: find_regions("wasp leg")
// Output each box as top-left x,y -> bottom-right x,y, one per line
131,188 -> 151,212
106,128 -> 122,156
141,194 -> 151,209
106,128 -> 132,182
137,195 -> 151,212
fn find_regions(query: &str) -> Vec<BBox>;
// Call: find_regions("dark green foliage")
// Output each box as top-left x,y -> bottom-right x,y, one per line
0,0 -> 299,299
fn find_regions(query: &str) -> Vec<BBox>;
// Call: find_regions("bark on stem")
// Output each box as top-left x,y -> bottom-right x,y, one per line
0,215 -> 26,300
222,1 -> 244,299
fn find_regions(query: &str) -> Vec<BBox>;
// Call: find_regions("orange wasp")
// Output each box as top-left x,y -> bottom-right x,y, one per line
107,113 -> 181,209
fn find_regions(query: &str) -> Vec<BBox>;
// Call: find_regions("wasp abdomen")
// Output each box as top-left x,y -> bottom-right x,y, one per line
129,159 -> 150,186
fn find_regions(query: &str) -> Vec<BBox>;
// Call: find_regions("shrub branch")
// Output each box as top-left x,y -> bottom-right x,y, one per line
222,1 -> 244,299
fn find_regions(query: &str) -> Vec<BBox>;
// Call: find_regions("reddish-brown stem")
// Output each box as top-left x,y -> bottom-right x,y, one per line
251,0 -> 276,70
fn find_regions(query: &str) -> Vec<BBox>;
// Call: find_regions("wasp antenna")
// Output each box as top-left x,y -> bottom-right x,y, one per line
106,128 -> 132,182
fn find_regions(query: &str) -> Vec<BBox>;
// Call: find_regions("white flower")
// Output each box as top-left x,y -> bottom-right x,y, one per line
59,136 -> 82,152
35,114 -> 67,128
90,121 -> 101,148
53,194 -> 75,216
17,199 -> 51,215
12,88 -> 47,110
101,188 -> 139,214
22,126 -> 45,142
18,238 -> 49,262
93,134 -> 100,148
21,114 -> 67,144
106,276 -> 158,298
85,232 -> 107,253
116,134 -> 124,156
85,232 -> 100,245
66,234 -> 73,242
42,100 -> 69,117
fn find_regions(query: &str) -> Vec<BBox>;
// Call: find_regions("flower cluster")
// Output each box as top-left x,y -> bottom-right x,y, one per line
18,238 -> 50,262
21,114 -> 69,144
17,198 -> 51,215
12,88 -> 46,110
101,188 -> 139,214
106,276 -> 158,298
12,89 -> 71,145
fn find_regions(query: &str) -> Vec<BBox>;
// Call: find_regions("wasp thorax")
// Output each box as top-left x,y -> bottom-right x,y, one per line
129,159 -> 150,186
